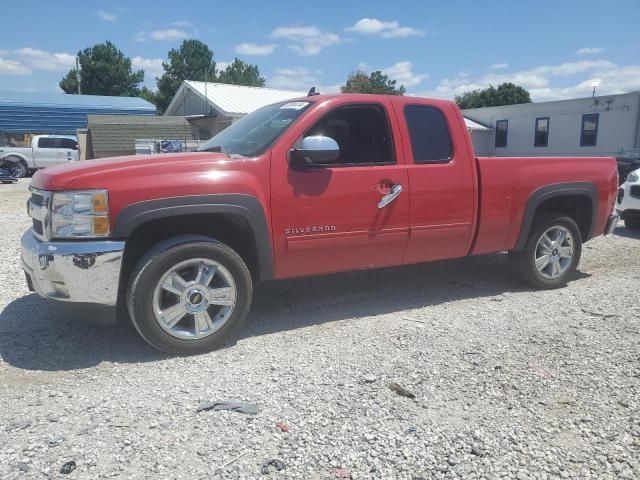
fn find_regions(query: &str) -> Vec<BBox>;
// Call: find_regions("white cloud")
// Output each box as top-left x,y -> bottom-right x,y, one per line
577,47 -> 604,55
420,58 -> 640,102
235,43 -> 277,56
267,66 -> 340,93
381,61 -> 429,87
346,18 -> 424,38
0,58 -> 30,75
271,26 -> 340,55
132,56 -> 164,77
136,24 -> 198,42
216,61 -> 230,72
16,48 -> 75,71
149,29 -> 190,41
97,10 -> 117,22
492,63 -> 508,69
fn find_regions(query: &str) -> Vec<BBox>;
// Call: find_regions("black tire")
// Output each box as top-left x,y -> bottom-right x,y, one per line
10,158 -> 28,178
126,235 -> 252,355
509,215 -> 582,289
624,217 -> 640,230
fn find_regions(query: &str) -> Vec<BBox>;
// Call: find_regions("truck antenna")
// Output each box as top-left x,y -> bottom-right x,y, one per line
307,87 -> 319,97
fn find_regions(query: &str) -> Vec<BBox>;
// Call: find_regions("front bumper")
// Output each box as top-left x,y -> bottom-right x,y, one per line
21,230 -> 125,306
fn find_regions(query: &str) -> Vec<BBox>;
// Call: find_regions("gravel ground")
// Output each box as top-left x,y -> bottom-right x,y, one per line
1,178 -> 639,479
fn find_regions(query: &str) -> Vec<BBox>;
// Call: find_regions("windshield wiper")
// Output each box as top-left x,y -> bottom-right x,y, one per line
199,145 -> 229,157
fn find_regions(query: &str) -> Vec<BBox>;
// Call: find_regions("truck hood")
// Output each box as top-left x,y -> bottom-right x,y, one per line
31,152 -> 237,191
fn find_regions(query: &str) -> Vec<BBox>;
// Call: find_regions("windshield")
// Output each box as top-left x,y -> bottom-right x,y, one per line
197,100 -> 312,157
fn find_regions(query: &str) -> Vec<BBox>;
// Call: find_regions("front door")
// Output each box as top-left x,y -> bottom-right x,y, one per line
270,100 -> 409,279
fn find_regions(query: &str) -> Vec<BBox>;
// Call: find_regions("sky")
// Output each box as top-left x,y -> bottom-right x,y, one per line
1,0 -> 639,102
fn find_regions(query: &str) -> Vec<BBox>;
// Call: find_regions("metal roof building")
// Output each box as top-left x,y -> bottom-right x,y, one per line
165,81 -> 306,118
85,115 -> 196,159
164,81 -> 306,138
0,91 -> 156,135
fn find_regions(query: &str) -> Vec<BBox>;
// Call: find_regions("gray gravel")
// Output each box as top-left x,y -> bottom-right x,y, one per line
1,179 -> 639,479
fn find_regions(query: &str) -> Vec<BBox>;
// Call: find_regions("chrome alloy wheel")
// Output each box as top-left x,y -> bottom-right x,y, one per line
151,258 -> 237,340
534,226 -> 575,280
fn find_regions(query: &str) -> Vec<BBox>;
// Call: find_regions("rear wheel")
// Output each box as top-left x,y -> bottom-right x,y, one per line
510,215 -> 582,289
8,157 -> 28,178
127,236 -> 252,355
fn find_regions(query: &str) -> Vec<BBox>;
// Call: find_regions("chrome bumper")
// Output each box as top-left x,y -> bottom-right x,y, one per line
21,230 -> 125,306
605,213 -> 620,235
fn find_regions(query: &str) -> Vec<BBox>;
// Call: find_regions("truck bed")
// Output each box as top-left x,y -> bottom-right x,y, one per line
472,155 -> 618,255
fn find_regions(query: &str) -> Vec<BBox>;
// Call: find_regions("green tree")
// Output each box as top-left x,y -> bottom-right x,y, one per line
139,87 -> 158,111
454,82 -> 532,109
216,58 -> 265,87
155,39 -> 216,113
59,41 -> 144,96
341,70 -> 405,95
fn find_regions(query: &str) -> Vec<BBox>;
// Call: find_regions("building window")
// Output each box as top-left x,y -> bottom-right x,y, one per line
580,113 -> 599,147
403,105 -> 453,163
495,120 -> 508,148
534,117 -> 549,147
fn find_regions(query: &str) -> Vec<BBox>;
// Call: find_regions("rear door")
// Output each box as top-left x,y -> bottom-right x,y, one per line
57,137 -> 79,163
33,137 -> 60,168
270,98 -> 410,278
392,99 -> 478,263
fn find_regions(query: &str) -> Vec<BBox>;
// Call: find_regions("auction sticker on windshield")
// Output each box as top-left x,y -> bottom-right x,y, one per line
280,102 -> 309,110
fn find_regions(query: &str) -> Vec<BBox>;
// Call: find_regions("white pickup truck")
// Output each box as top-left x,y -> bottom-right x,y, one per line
0,135 -> 79,177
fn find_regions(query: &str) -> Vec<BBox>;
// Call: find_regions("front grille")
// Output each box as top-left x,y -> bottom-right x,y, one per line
28,188 -> 51,240
31,191 -> 44,207
32,219 -> 43,235
631,185 -> 640,200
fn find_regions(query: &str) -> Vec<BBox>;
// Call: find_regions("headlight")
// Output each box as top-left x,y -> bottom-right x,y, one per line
51,189 -> 110,238
627,171 -> 639,183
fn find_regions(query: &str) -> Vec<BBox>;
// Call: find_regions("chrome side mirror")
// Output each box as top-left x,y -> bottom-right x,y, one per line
290,135 -> 340,167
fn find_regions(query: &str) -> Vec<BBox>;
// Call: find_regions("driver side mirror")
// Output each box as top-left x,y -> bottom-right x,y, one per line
290,135 -> 339,168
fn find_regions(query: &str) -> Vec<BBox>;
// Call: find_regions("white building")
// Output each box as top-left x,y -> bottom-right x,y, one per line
463,91 -> 640,156
164,81 -> 306,137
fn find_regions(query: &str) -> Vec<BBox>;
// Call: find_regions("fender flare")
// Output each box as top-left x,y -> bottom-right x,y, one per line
514,182 -> 598,251
113,194 -> 274,280
0,152 -> 28,163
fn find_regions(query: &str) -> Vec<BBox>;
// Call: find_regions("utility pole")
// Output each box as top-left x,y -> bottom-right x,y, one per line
204,68 -> 208,115
76,56 -> 81,95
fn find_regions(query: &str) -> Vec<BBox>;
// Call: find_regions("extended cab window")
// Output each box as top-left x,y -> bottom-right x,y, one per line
38,137 -> 60,149
404,105 -> 452,163
302,104 -> 394,165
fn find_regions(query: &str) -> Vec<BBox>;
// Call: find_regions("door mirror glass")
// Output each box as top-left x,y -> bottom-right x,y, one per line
291,135 -> 340,167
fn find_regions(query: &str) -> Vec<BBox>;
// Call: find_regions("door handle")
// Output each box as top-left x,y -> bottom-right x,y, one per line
377,183 -> 403,209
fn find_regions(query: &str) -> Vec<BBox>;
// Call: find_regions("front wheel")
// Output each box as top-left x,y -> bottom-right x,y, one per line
127,236 -> 253,355
510,215 -> 582,289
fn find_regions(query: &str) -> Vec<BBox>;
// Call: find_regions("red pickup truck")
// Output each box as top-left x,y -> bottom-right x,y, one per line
22,93 -> 619,354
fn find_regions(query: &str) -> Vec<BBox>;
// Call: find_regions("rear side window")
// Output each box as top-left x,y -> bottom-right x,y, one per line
404,105 -> 452,163
38,137 -> 60,149
495,120 -> 508,148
